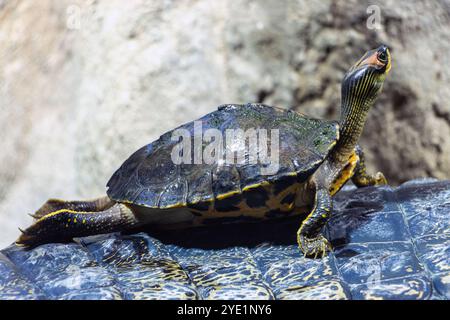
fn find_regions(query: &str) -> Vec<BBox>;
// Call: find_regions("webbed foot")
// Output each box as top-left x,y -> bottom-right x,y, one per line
16,203 -> 138,248
297,234 -> 331,259
374,172 -> 387,185
352,146 -> 389,187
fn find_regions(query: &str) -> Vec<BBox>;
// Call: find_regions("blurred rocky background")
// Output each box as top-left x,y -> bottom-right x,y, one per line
0,0 -> 449,247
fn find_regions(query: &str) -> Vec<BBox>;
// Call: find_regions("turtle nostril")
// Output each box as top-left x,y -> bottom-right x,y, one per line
378,44 -> 391,54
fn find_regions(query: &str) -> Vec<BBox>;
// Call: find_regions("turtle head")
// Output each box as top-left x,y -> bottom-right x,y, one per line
341,45 -> 391,107
341,45 -> 391,108
334,45 -> 391,161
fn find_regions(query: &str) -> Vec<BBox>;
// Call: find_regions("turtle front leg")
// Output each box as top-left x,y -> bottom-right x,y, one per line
297,183 -> 332,258
351,146 -> 387,187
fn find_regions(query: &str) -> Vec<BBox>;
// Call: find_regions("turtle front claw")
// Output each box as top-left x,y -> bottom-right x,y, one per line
297,234 -> 331,259
374,172 -> 387,185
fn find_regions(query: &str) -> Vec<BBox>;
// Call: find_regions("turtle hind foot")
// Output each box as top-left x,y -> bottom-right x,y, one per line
297,234 -> 332,259
15,217 -> 73,249
16,204 -> 139,248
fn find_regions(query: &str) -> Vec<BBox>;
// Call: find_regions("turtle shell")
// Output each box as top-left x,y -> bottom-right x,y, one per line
106,103 -> 339,209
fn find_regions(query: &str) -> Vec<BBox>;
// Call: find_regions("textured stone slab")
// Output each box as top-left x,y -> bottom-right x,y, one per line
0,179 -> 449,300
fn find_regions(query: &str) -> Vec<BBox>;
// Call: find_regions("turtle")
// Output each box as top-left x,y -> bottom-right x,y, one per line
17,45 -> 392,258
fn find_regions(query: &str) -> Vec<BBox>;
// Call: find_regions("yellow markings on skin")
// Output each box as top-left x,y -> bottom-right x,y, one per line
74,218 -> 77,223
195,180 -> 305,221
385,48 -> 391,74
35,208 -> 102,224
329,151 -> 359,196
297,191 -> 318,242
35,209 -> 79,223
83,219 -> 86,224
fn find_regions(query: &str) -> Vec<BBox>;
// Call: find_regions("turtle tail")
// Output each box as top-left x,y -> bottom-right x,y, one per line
16,203 -> 140,248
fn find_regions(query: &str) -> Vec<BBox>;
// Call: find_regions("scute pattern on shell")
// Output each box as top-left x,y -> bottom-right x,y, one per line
1,179 -> 449,300
106,103 -> 339,208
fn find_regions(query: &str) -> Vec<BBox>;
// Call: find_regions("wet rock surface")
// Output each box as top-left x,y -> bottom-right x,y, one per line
0,179 -> 449,300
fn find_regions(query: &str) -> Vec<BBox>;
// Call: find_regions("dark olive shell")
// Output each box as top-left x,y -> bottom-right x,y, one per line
106,103 -> 338,208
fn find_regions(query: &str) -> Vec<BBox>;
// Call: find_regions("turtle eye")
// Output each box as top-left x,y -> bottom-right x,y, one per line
377,51 -> 387,63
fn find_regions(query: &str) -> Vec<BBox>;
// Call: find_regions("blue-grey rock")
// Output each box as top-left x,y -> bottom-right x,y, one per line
0,179 -> 449,300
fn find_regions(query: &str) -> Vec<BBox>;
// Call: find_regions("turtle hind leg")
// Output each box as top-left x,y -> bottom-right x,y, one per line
16,203 -> 139,248
351,146 -> 387,187
297,185 -> 332,258
32,196 -> 114,220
